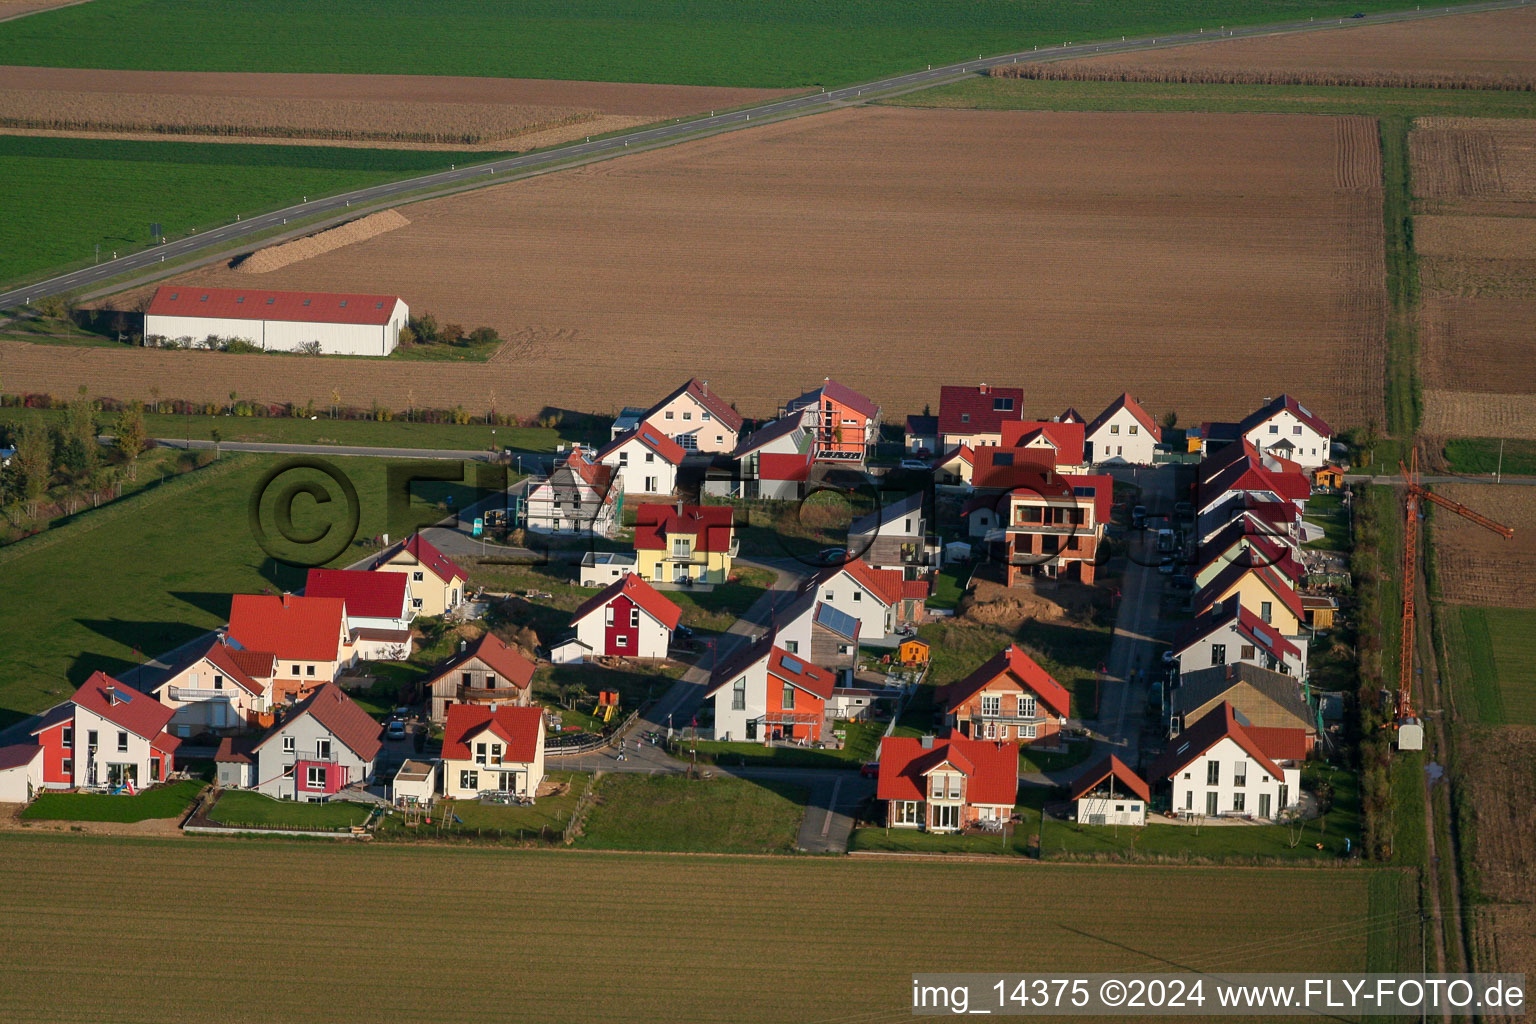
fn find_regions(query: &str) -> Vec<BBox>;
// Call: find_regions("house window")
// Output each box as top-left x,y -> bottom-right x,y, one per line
1260,601 -> 1273,624
305,766 -> 326,789
213,676 -> 224,690
413,598 -> 424,609
292,664 -> 301,675
984,721 -> 997,739
672,539 -> 690,558
283,736 -> 296,753
460,769 -> 479,791
605,606 -> 615,626
782,685 -> 795,711
1259,793 -> 1272,818
461,672 -> 472,686
644,452 -> 655,464
117,731 -> 129,753
930,775 -> 944,799
618,451 -> 629,466
947,776 -> 962,800
61,727 -> 72,749
1293,425 -> 1303,435
315,739 -> 331,760
981,694 -> 1000,716
993,397 -> 1014,412
1022,724 -> 1036,739
665,411 -> 675,420
1185,790 -> 1193,810
486,675 -> 497,689
895,800 -> 920,825
476,742 -> 488,765
412,571 -> 424,582
62,758 -> 72,776
1268,424 -> 1280,435
86,731 -> 97,750
932,804 -> 959,830
1207,761 -> 1220,785
731,678 -> 746,711
784,640 -> 799,654
1241,644 -> 1256,660
1232,792 -> 1246,813
305,665 -> 316,676
1211,644 -> 1226,666
960,413 -> 970,423
629,608 -> 640,628
615,634 -> 629,647
702,412 -> 712,421
1206,792 -> 1219,815
1129,425 -> 1139,435
1233,763 -> 1247,787
837,644 -> 852,656
852,591 -> 861,602
1020,695 -> 1036,718
1110,424 -> 1120,434
682,412 -> 692,421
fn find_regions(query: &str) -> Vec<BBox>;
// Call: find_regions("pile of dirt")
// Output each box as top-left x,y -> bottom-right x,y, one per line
234,209 -> 410,274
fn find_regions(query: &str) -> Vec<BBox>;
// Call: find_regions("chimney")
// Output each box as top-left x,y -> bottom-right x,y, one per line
676,499 -> 684,517
105,684 -> 116,705
920,734 -> 935,749
700,380 -> 708,396
979,383 -> 988,395
281,592 -> 291,608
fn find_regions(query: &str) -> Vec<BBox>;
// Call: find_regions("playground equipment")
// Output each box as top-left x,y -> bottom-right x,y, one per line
596,690 -> 620,722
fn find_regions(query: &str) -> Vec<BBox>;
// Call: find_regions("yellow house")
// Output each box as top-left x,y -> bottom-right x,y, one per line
1194,562 -> 1304,637
633,503 -> 737,584
371,533 -> 468,617
441,705 -> 545,800
933,444 -> 975,486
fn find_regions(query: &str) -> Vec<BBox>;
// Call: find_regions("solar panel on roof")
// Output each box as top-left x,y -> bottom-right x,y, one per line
266,297 -> 275,304
780,655 -> 805,675
339,300 -> 347,307
169,292 -> 178,300
236,296 -> 245,303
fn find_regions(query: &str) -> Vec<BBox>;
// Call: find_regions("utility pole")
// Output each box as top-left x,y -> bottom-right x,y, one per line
1496,438 -> 1504,484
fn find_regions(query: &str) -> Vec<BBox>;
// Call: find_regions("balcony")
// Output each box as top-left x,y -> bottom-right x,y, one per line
457,685 -> 520,703
168,687 -> 233,702
969,709 -> 1044,728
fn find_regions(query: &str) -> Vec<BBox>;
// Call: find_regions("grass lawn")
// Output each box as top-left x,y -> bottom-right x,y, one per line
691,719 -> 885,770
208,790 -> 372,831
573,773 -> 807,853
533,661 -> 686,733
1304,492 -> 1351,552
924,563 -> 970,611
850,820 -> 1030,856
21,779 -> 203,822
1440,605 -> 1536,725
0,0 -> 1461,89
1018,739 -> 1095,775
916,616 -> 1111,720
0,136 -> 513,287
1442,438 -> 1536,478
890,77 -> 1536,120
380,772 -> 587,840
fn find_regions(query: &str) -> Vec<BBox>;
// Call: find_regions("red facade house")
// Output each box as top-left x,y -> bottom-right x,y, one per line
559,573 -> 682,662
783,378 -> 881,463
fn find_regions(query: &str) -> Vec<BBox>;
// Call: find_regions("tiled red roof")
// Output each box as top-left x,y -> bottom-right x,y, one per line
215,736 -> 256,764
900,578 -> 931,601
228,647 -> 276,682
429,632 -> 535,691
1085,392 -> 1162,443
944,644 -> 1071,719
401,533 -> 468,584
937,384 -> 1024,437
146,285 -> 402,326
258,682 -> 381,762
596,425 -> 687,466
1067,754 -> 1151,803
821,558 -> 904,608
768,647 -> 836,700
1063,473 -> 1115,526
306,568 -> 409,620
228,594 -> 347,663
877,736 -> 1018,806
570,573 -> 682,631
443,704 -> 544,764
1246,725 -> 1309,763
787,378 -> 880,421
1239,394 -> 1332,440
199,636 -> 268,695
970,447 -> 1060,488
1174,602 -> 1301,664
1195,560 -> 1305,624
1196,520 -> 1301,583
1146,702 -> 1284,783
71,672 -> 175,741
704,632 -> 776,696
1000,420 -> 1086,466
643,378 -> 744,433
633,504 -> 735,554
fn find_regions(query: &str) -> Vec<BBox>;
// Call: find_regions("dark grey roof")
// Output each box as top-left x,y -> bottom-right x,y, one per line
849,491 -> 925,539
1172,663 -> 1312,724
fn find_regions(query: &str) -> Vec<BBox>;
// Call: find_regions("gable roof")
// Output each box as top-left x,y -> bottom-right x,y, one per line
1058,407 -> 1086,424
730,414 -> 810,459
1063,473 -> 1115,526
27,703 -> 74,738
1000,420 -> 1086,466
1146,702 -> 1284,783
596,425 -> 687,466
877,735 -> 1018,806
146,285 -> 402,326
195,636 -> 270,695
767,647 -> 837,700
1195,518 -> 1302,582
0,743 -> 43,772
570,573 -> 681,631
551,449 -> 618,495
905,414 -> 938,438
937,384 -> 1025,437
427,632 -> 536,691
1194,560 -> 1305,624
943,644 -> 1071,719
1086,392 -> 1162,443
1246,725 -> 1310,762
1238,394 -> 1332,439
633,503 -> 735,554
704,631 -> 777,696
1067,754 -> 1151,803
818,558 -> 904,608
812,601 -> 861,641
1173,602 -> 1301,664
442,704 -> 544,764
1172,663 -> 1314,730
374,532 -> 467,584
71,672 -> 175,741
643,378 -> 744,433
305,568 -> 409,620
849,491 -> 925,539
228,594 -> 347,663
258,682 -> 381,762
786,378 -> 880,421
214,736 -> 257,764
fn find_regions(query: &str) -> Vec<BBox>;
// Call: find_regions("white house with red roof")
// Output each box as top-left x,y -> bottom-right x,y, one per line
1146,702 -> 1305,820
997,419 -> 1087,473
424,632 -> 537,724
1173,602 -> 1307,681
305,567 -> 415,660
30,673 -> 182,791
243,682 -> 382,801
153,634 -> 276,735
1194,515 -> 1303,592
808,558 -> 918,640
942,644 -> 1072,745
553,573 -> 681,663
782,378 -> 880,464
626,378 -> 744,453
936,383 -> 1025,450
143,285 -> 408,357
441,704 -> 546,800
1238,394 -> 1334,468
371,532 -> 468,617
524,449 -> 623,538
877,734 -> 1019,832
596,425 -> 685,497
1196,441 -> 1312,544
1068,755 -> 1151,826
632,502 -> 737,584
1084,392 -> 1162,466
227,593 -> 355,704
704,632 -> 838,743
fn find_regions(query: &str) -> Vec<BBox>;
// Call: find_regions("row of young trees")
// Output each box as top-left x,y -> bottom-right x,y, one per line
2,393 -> 149,520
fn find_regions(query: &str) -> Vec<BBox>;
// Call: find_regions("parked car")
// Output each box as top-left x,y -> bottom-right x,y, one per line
898,458 -> 930,471
1156,528 -> 1177,553
1131,505 -> 1147,529
860,762 -> 880,778
1158,556 -> 1177,575
385,721 -> 407,741
818,546 -> 849,565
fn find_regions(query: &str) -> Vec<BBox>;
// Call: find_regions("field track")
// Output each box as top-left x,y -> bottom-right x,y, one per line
0,833 -> 1389,1023
16,106 -> 1387,428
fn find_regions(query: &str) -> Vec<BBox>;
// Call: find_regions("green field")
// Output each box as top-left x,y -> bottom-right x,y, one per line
1442,438 -> 1536,479
20,780 -> 203,822
208,790 -> 373,831
1441,605 -> 1536,725
0,136 -> 509,286
573,774 -> 807,853
0,0 -> 1472,89
691,719 -> 885,770
0,832 -> 1407,1022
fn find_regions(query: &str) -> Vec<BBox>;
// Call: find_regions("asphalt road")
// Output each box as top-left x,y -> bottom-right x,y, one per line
0,0 -> 1519,310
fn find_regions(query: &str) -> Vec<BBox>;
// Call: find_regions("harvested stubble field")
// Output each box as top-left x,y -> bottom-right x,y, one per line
1411,116 -> 1536,209
62,107 -> 1386,427
1430,482 -> 1536,607
1456,726 -> 1536,980
0,66 -> 793,150
1011,4 -> 1536,91
0,833 -> 1406,1023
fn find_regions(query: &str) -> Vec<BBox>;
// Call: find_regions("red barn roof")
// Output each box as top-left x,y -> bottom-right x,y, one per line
633,504 -> 735,554
877,735 -> 1018,806
570,573 -> 681,631
937,384 -> 1025,437
228,594 -> 347,663
943,644 -> 1071,719
71,672 -> 175,741
146,285 -> 402,326
305,568 -> 409,620
1067,754 -> 1151,803
442,704 -> 544,764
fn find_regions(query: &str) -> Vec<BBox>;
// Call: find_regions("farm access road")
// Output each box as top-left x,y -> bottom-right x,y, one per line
0,0 -> 1523,311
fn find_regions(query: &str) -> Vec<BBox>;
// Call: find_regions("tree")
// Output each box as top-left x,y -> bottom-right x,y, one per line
210,427 -> 223,458
115,401 -> 147,479
61,391 -> 99,478
1160,409 -> 1178,431
560,683 -> 589,711
13,422 -> 51,517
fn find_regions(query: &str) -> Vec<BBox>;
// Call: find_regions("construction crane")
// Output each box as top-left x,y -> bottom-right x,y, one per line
1395,448 -> 1513,743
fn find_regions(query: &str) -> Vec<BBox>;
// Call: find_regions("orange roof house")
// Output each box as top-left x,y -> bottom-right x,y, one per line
942,644 -> 1070,746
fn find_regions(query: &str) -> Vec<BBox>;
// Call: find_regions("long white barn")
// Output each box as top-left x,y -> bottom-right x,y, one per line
144,286 -> 408,357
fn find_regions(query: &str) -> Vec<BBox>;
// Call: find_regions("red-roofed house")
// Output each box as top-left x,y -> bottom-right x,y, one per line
441,704 -> 546,800
943,644 -> 1071,745
153,635 -> 276,735
1173,601 -> 1307,680
999,420 -> 1087,472
1146,702 -> 1303,820
1194,560 -> 1306,638
967,470 -> 1112,586
633,502 -> 737,584
937,384 -> 1024,449
783,378 -> 880,464
1085,392 -> 1162,466
713,413 -> 816,501
249,682 -> 382,801
227,593 -> 355,704
372,532 -> 468,617
1238,394 -> 1334,468
306,568 -> 415,660
596,425 -> 686,497
524,449 -> 623,538
1068,755 -> 1151,826
554,574 -> 681,663
144,285 -> 408,357
877,734 -> 1019,832
932,444 -> 975,486
810,558 -> 917,639
34,673 -> 182,790
424,632 -> 537,724
705,632 -> 837,743
632,378 -> 744,453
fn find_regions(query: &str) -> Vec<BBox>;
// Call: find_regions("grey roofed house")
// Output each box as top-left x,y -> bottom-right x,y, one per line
1170,663 -> 1315,738
848,491 -> 937,575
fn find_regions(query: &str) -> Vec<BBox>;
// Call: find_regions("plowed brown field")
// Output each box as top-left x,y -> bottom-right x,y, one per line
14,107 -> 1386,426
1459,726 -> 1536,982
1431,483 -> 1536,606
1422,295 -> 1536,393
1038,6 -> 1536,88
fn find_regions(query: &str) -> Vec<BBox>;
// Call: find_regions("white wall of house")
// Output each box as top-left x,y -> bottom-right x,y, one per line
1088,409 -> 1158,465
1165,736 -> 1300,820
253,713 -> 374,801
0,749 -> 43,803
574,602 -> 671,660
156,658 -> 268,735
710,659 -> 768,743
1175,623 -> 1306,680
70,707 -> 165,788
145,299 -> 406,357
1075,793 -> 1146,826
1244,411 -> 1330,468
601,439 -> 678,496
814,571 -> 894,639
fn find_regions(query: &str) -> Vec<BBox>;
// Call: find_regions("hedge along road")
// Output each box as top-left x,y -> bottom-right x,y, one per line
0,0 -> 1516,310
